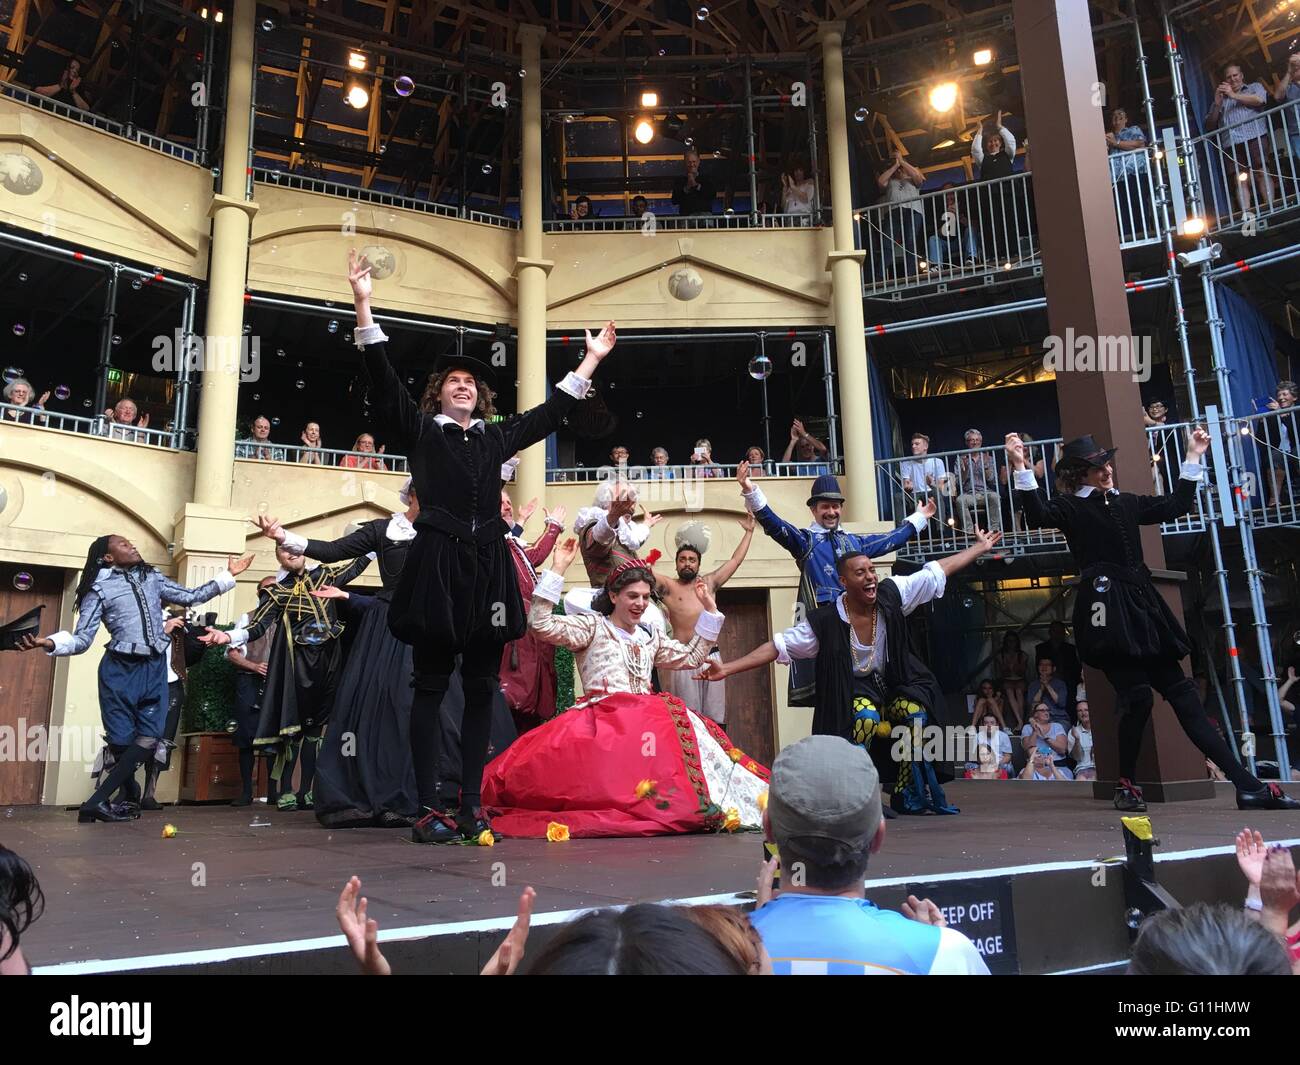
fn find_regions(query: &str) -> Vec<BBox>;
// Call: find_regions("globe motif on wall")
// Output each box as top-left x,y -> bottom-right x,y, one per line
0,153 -> 44,195
359,245 -> 397,280
667,266 -> 704,301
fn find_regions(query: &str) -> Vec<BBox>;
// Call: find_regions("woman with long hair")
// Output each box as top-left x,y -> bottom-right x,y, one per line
995,631 -> 1028,727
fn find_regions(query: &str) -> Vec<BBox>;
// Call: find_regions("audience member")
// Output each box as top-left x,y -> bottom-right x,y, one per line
569,195 -> 592,221
900,432 -> 947,520
1143,399 -> 1169,427
1206,61 -> 1274,213
779,158 -> 816,216
2,377 -> 49,424
647,446 -> 675,480
608,444 -> 630,471
101,397 -> 150,442
781,419 -> 830,476
1069,702 -> 1095,781
236,414 -> 287,461
0,844 -> 43,975
1274,53 -> 1300,164
745,445 -> 768,476
971,110 -> 1018,263
341,433 -> 387,470
1021,702 -> 1072,778
679,904 -> 773,975
971,679 -> 1007,729
688,438 -> 725,478
1264,379 -> 1296,506
1028,656 -> 1071,728
956,429 -> 1001,533
748,735 -> 989,974
996,631 -> 1028,727
926,184 -> 978,268
1035,622 -> 1081,711
629,195 -> 649,218
35,57 -> 91,110
970,710 -> 1013,775
1106,106 -> 1149,238
1019,749 -> 1069,781
1236,827 -> 1300,974
671,149 -> 716,216
875,150 -> 926,276
1127,902 -> 1291,976
965,740 -> 1010,780
298,421 -> 326,465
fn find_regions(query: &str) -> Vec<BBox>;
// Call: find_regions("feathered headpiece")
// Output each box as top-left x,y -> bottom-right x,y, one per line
674,521 -> 711,558
604,549 -> 660,591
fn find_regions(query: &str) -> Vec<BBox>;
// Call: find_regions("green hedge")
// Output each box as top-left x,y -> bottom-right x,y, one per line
181,636 -> 237,734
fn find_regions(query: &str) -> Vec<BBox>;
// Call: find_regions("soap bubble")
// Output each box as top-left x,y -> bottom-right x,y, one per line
482,163 -> 493,175
747,355 -> 773,380
11,324 -> 25,337
131,278 -> 143,291
394,76 -> 415,97
696,6 -> 710,20
1093,575 -> 1111,594
298,620 -> 331,645
327,320 -> 339,334
295,380 -> 305,390
55,384 -> 70,400
854,107 -> 869,122
12,572 -> 34,592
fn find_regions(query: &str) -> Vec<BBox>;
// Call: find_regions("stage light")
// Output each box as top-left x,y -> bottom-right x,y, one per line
349,52 -> 368,71
640,91 -> 659,107
932,137 -> 956,150
346,83 -> 370,109
214,9 -> 223,22
929,81 -> 959,113
973,48 -> 993,66
1237,171 -> 1249,183
634,118 -> 655,144
1182,217 -> 1206,236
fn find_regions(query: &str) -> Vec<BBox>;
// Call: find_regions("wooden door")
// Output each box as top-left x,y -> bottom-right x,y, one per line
0,563 -> 62,804
715,588 -> 776,766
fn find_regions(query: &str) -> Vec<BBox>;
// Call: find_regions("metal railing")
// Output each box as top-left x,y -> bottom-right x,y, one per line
468,210 -> 520,229
544,458 -> 842,485
1188,98 -> 1300,235
874,423 -> 1213,561
252,168 -> 463,219
234,442 -> 410,472
0,82 -> 202,164
541,211 -> 820,234
1109,146 -> 1163,247
0,403 -> 179,447
1235,404 -> 1300,529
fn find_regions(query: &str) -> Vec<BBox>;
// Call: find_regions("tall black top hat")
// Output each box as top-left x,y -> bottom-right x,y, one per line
1054,434 -> 1118,475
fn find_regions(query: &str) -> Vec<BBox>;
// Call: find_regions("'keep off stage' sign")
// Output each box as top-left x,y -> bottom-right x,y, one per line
906,876 -> 1019,975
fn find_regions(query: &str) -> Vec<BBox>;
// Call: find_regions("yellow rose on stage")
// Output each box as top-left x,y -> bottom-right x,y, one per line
162,824 -> 177,839
722,808 -> 741,832
546,822 -> 570,842
634,779 -> 657,800
477,830 -> 495,847
728,748 -> 743,762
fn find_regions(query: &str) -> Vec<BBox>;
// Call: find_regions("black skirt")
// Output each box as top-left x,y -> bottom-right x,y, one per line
388,527 -> 526,649
314,592 -> 519,828
1071,562 -> 1191,667
253,636 -> 341,746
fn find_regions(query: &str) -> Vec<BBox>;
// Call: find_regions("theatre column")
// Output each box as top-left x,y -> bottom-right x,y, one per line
818,22 -> 877,525
1013,0 -> 1208,800
515,24 -> 553,508
175,0 -> 258,612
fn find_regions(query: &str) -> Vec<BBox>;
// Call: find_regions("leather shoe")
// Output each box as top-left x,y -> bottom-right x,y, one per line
411,806 -> 462,845
458,806 -> 501,842
1113,778 -> 1147,812
1237,783 -> 1300,811
78,801 -> 133,824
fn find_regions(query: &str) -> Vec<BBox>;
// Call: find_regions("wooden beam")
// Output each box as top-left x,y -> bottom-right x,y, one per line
0,0 -> 31,83
362,0 -> 400,187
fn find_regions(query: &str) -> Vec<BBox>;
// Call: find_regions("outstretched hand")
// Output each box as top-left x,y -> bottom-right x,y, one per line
1260,846 -> 1300,916
973,528 -> 1002,552
902,895 -> 947,926
917,497 -> 937,521
228,553 -> 255,576
254,514 -> 287,543
481,886 -> 536,976
347,248 -> 373,303
311,586 -> 348,601
695,658 -> 728,682
1004,433 -> 1026,469
736,459 -> 755,493
693,577 -> 717,613
1187,425 -> 1211,459
584,321 -> 617,362
544,504 -> 567,527
336,876 -> 391,976
551,536 -> 578,573
607,485 -> 636,521
1236,827 -> 1267,887
198,627 -> 232,646
755,855 -> 780,910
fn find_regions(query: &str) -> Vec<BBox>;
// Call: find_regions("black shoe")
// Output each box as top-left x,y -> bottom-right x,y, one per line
1114,778 -> 1147,812
881,806 -> 898,820
230,794 -> 253,807
458,806 -> 500,842
1237,783 -> 1300,811
112,800 -> 142,819
140,797 -> 163,811
411,806 -> 462,845
78,801 -> 133,824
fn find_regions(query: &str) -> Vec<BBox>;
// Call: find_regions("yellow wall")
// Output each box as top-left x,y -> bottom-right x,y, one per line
0,98 -> 212,279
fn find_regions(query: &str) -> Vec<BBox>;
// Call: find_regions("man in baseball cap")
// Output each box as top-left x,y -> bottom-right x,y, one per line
748,736 -> 989,975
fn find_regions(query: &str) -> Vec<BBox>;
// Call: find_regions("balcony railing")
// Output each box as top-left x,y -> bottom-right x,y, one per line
874,423 -> 1213,561
1188,98 -> 1300,236
252,168 -> 464,219
0,81 -> 202,164
544,459 -> 843,485
1,403 -> 180,447
1109,146 -> 1164,248
234,442 -> 410,472
1235,404 -> 1300,530
541,211 -> 820,234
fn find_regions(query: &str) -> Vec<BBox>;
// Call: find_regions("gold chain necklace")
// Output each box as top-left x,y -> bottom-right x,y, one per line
848,606 -> 878,673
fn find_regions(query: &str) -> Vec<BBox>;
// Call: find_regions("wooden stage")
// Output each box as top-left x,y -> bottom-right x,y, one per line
8,780 -> 1300,975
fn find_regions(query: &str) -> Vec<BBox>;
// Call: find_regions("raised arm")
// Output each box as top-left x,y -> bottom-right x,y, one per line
934,527 -> 1002,581
1006,433 -> 1073,531
527,538 -> 598,652
706,514 -> 755,590
1132,428 -> 1208,525
698,615 -> 819,682
498,324 -> 614,457
738,461 -> 810,562
852,500 -> 935,558
265,516 -> 383,565
157,556 -> 250,606
348,250 -> 424,452
325,554 -> 374,590
524,512 -> 565,568
654,580 -> 725,672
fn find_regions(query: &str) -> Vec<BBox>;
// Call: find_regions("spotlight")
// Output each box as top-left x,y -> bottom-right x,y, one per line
973,48 -> 994,66
640,91 -> 659,108
929,81 -> 959,113
346,83 -> 370,109
1181,217 -> 1206,236
214,9 -> 223,22
1237,171 -> 1248,183
349,51 -> 368,72
634,119 -> 654,144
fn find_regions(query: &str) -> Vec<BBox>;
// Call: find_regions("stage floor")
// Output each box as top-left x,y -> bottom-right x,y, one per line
9,780 -> 1300,974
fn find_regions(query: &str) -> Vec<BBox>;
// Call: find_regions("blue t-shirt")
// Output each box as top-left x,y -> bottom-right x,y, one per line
750,894 -> 989,975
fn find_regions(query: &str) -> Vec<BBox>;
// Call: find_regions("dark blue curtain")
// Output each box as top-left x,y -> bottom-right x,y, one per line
867,347 -> 900,518
1215,283 -> 1280,418
1175,27 -> 1231,222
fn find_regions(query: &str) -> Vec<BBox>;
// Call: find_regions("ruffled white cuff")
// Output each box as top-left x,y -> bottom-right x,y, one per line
694,609 -> 724,643
214,569 -> 236,593
280,530 -> 309,554
557,372 -> 591,399
1012,469 -> 1038,491
534,569 -> 566,604
1179,460 -> 1204,482
743,485 -> 768,513
353,323 -> 389,349
47,631 -> 76,656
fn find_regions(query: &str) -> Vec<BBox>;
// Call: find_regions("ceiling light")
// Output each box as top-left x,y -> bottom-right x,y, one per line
634,118 -> 654,145
346,83 -> 370,109
349,51 -> 368,72
929,81 -> 959,113
973,48 -> 993,66
640,91 -> 659,108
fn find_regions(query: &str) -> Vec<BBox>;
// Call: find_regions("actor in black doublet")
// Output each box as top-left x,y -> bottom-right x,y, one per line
1009,431 -> 1297,812
346,248 -> 617,842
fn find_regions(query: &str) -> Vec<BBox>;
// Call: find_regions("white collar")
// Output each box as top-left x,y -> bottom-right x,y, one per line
275,559 -> 320,582
1074,485 -> 1120,498
386,511 -> 417,541
434,413 -> 485,432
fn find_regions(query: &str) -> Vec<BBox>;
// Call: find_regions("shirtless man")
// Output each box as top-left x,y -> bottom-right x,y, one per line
652,515 -> 755,723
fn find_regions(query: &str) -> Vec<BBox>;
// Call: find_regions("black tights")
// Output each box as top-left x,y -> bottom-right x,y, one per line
87,740 -> 152,809
411,641 -> 501,812
1102,657 -> 1261,793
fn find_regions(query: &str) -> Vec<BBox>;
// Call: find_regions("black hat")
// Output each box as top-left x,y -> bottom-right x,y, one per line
806,474 -> 846,508
1055,434 -> 1117,475
0,605 -> 44,651
432,351 -> 497,390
